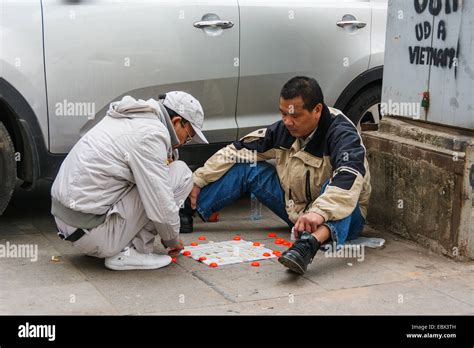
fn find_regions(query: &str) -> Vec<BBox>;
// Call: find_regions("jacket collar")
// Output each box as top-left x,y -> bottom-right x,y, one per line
155,100 -> 181,149
303,104 -> 331,158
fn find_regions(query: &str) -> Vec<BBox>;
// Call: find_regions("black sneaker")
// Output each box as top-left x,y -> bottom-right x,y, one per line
179,198 -> 194,234
278,232 -> 321,274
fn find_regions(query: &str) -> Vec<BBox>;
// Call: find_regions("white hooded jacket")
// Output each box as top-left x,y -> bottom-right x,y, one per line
51,96 -> 182,246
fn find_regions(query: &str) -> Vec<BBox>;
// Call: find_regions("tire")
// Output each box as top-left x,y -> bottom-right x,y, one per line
344,84 -> 382,131
0,121 -> 16,215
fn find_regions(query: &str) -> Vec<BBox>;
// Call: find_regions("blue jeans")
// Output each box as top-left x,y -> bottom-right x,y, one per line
320,180 -> 365,248
196,162 -> 365,247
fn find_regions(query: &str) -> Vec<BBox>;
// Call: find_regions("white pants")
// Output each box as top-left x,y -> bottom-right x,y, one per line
56,160 -> 193,258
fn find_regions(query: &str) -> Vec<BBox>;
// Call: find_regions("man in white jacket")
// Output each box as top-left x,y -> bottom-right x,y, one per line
51,91 -> 208,270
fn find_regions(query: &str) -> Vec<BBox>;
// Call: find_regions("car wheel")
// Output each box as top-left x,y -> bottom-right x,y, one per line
0,121 -> 16,215
344,84 -> 382,132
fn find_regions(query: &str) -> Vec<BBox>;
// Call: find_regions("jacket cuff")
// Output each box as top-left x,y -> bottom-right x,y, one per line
307,207 -> 329,222
162,237 -> 180,249
193,174 -> 208,189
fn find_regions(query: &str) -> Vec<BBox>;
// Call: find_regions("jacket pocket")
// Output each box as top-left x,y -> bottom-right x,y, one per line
292,151 -> 323,168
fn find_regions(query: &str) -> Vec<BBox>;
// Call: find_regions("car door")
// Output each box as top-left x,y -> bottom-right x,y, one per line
42,0 -> 240,153
236,0 -> 372,137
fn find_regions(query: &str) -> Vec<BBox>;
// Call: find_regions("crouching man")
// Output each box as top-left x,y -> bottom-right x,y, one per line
186,76 -> 371,275
51,91 -> 208,270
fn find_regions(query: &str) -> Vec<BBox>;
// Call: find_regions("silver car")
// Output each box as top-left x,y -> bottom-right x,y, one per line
0,0 -> 387,214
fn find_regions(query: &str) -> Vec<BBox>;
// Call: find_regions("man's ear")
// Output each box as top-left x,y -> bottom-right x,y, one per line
171,116 -> 182,126
313,103 -> 323,118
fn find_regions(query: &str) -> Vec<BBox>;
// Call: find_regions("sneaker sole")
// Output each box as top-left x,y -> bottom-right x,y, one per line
105,262 -> 171,271
278,254 -> 306,275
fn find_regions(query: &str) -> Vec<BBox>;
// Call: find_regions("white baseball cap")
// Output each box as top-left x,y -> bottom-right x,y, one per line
162,91 -> 208,144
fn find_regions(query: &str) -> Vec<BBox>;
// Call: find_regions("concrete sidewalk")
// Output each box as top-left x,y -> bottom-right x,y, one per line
0,182 -> 473,315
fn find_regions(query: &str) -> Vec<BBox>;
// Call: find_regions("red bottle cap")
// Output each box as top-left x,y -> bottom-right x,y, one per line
263,252 -> 271,257
210,262 -> 218,268
190,242 -> 198,246
198,236 -> 206,241
268,233 -> 277,238
275,239 -> 284,244
253,242 -> 261,246
208,212 -> 220,222
183,251 -> 191,256
171,257 -> 177,262
233,236 -> 241,241
199,256 -> 207,261
251,262 -> 260,267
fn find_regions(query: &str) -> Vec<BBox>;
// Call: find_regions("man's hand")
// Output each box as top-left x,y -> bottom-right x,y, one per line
189,184 -> 201,209
161,238 -> 184,256
294,212 -> 325,237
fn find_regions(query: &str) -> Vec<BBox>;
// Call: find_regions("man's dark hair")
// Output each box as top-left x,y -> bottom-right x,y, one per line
280,76 -> 324,111
163,105 -> 179,118
159,93 -> 188,124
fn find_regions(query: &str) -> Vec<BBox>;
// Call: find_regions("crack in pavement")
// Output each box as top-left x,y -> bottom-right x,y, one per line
190,271 -> 237,303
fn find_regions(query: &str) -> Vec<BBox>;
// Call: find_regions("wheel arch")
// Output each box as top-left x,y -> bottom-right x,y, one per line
333,66 -> 384,113
0,78 -> 61,188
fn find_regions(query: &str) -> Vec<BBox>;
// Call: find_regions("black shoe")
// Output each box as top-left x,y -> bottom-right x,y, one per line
179,198 -> 194,234
278,232 -> 321,275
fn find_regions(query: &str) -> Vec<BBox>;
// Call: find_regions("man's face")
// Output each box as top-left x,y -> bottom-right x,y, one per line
279,96 -> 322,138
172,117 -> 196,149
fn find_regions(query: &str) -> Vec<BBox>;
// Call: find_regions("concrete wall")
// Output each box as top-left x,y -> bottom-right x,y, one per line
363,117 -> 474,260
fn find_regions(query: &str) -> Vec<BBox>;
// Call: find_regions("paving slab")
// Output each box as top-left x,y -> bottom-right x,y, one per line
419,273 -> 474,306
66,252 -> 230,314
0,233 -> 87,289
302,251 -> 413,290
158,279 -> 473,315
0,282 -> 117,315
191,261 -> 326,303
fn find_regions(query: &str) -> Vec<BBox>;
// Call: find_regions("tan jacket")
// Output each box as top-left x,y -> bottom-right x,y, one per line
193,105 -> 371,223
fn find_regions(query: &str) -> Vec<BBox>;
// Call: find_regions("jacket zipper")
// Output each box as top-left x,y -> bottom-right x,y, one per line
304,170 -> 312,212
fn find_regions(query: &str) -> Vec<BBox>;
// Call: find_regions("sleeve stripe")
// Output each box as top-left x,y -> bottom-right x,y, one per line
334,166 -> 362,177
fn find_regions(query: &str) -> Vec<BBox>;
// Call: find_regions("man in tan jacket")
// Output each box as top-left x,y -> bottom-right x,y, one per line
186,76 -> 371,275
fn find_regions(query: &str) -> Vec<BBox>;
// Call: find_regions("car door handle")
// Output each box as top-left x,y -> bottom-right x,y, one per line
193,20 -> 234,29
336,20 -> 366,29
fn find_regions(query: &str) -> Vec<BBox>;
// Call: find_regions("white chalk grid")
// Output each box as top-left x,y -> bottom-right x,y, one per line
181,239 -> 276,266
